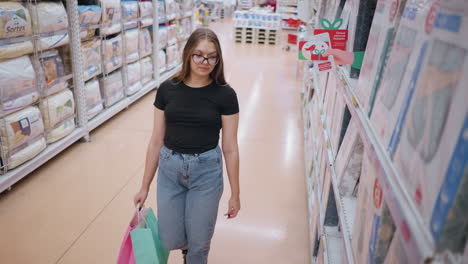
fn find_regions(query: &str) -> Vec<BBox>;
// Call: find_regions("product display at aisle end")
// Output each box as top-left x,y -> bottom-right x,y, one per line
0,0 -> 196,194
300,0 -> 467,263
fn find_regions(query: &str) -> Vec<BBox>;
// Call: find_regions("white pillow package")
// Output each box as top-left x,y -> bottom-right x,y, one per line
39,89 -> 75,130
139,28 -> 152,58
140,57 -> 153,84
125,60 -> 142,95
0,56 -> 39,117
100,70 -> 124,107
85,79 -> 104,120
102,34 -> 123,74
101,0 -> 122,35
124,28 -> 139,63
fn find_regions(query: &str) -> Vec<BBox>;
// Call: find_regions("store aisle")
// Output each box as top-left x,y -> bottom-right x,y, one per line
0,19 -> 310,264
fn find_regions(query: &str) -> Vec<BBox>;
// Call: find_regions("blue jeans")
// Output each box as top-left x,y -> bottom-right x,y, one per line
157,145 -> 224,264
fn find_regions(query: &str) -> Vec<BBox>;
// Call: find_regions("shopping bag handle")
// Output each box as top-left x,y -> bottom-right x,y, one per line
136,204 -> 148,228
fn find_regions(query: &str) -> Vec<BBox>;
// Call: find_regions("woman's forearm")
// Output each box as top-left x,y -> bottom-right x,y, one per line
224,149 -> 240,198
141,140 -> 163,191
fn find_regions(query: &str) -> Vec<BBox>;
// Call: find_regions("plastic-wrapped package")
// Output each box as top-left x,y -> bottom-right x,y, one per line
140,57 -> 153,84
166,44 -> 178,69
85,79 -> 103,120
29,2 -> 68,33
164,0 -> 176,21
4,137 -> 46,170
81,39 -> 102,81
158,26 -> 168,48
39,89 -> 75,131
100,70 -> 124,107
158,49 -> 166,73
139,28 -> 152,58
102,34 -> 123,73
0,2 -> 33,39
0,55 -> 38,117
122,1 -> 138,28
46,116 -> 75,143
167,24 -> 177,45
158,1 -> 166,23
39,49 -> 68,97
0,40 -> 34,61
124,28 -> 139,63
78,5 -> 102,39
126,81 -> 142,96
139,2 -> 154,27
125,60 -> 141,92
101,0 -> 122,35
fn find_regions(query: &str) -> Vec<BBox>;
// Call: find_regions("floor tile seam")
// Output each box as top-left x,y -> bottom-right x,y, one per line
54,161 -> 145,264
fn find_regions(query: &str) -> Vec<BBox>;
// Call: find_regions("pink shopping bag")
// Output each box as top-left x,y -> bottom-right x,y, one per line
117,208 -> 147,264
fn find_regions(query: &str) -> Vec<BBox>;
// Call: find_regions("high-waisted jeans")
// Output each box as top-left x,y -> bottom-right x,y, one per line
157,145 -> 223,264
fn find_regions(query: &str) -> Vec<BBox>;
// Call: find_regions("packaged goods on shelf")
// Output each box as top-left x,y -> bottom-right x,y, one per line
0,55 -> 38,117
164,0 -> 176,21
80,38 -> 102,81
158,49 -> 166,73
0,106 -> 46,170
46,117 -> 75,143
0,3 -> 33,39
122,1 -> 138,28
84,79 -> 103,120
352,151 -> 396,263
391,1 -> 468,253
125,60 -> 141,95
158,1 -> 166,23
166,43 -> 178,69
38,49 -> 68,97
181,18 -> 191,38
140,56 -> 153,85
39,88 -> 75,132
139,2 -> 154,27
101,0 -> 122,35
102,34 -> 123,74
124,28 -> 139,63
78,6 -> 102,39
100,69 -> 124,107
355,0 -> 406,116
29,2 -> 70,50
158,26 -> 168,48
139,28 -> 152,58
167,24 -> 177,45
0,40 -> 33,62
233,11 -> 281,29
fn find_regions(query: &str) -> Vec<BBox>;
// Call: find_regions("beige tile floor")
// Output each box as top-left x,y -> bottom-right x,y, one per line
0,19 -> 310,264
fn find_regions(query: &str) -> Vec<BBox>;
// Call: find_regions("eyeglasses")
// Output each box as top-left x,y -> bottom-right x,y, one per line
191,54 -> 219,66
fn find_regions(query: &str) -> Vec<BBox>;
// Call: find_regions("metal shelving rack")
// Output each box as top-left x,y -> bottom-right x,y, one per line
0,0 -> 192,194
277,0 -> 298,30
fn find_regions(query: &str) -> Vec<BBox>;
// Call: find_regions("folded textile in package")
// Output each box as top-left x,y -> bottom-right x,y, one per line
124,28 -> 139,63
81,38 -> 102,81
0,55 -> 38,117
166,44 -> 178,69
0,41 -> 33,61
39,49 -> 68,97
140,57 -> 153,84
85,79 -> 103,120
158,49 -> 166,73
46,117 -> 75,143
100,70 -> 124,107
122,1 -> 138,28
0,106 -> 44,154
39,89 -> 75,131
101,0 -> 122,35
29,2 -> 69,50
139,2 -> 153,27
125,60 -> 141,95
78,5 -> 102,39
139,28 -> 152,58
103,34 -> 123,73
0,2 -> 34,61
158,26 -> 168,48
3,137 -> 46,170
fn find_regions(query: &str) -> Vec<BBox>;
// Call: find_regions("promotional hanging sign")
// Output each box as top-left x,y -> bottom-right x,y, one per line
314,19 -> 349,51
314,55 -> 336,73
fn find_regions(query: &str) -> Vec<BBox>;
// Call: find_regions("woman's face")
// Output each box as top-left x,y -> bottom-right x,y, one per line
190,39 -> 218,78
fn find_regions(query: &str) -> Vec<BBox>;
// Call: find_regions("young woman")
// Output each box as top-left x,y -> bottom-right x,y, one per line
133,28 -> 240,264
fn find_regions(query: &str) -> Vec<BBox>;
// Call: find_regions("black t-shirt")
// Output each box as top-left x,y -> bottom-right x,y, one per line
154,80 -> 239,154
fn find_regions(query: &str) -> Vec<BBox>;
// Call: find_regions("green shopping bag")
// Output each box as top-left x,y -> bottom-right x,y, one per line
145,208 -> 170,264
130,208 -> 169,264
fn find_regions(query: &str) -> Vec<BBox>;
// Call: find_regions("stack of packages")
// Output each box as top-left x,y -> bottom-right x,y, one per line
158,26 -> 168,73
137,2 -> 154,86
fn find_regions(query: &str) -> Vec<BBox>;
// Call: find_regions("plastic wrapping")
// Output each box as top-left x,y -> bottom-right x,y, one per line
39,49 -> 68,97
167,24 -> 177,45
124,28 -> 139,63
0,40 -> 33,61
100,70 -> 124,107
101,0 -> 122,35
81,38 -> 102,81
139,28 -> 152,58
139,2 -> 154,27
122,1 -> 138,28
29,2 -> 68,33
46,117 -> 75,143
39,89 -> 75,131
4,137 -> 46,170
125,60 -> 141,85
85,80 -> 103,120
0,55 -> 38,117
103,34 -> 123,73
158,49 -> 166,73
158,26 -> 168,48
0,2 -> 32,39
166,44 -> 178,69
140,57 -> 153,84
78,5 -> 102,40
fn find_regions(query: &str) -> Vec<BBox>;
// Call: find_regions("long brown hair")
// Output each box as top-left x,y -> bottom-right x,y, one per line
172,28 -> 227,85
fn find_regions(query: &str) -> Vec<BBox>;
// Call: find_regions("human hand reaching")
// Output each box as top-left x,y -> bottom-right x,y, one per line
323,48 -> 354,65
225,196 -> 241,219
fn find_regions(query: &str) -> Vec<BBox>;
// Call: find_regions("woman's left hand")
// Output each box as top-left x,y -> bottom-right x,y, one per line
225,196 -> 241,219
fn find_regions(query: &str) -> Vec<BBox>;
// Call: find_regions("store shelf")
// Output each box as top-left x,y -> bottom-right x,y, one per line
88,98 -> 129,132
128,80 -> 158,106
336,67 -> 434,262
0,35 -> 33,45
323,226 -> 344,264
0,128 -> 87,194
160,64 -> 182,84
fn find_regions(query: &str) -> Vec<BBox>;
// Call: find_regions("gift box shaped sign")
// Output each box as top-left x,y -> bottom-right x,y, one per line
299,32 -> 331,61
314,18 -> 349,51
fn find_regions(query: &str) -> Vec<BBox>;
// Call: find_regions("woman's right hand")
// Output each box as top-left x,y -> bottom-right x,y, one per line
134,189 -> 149,209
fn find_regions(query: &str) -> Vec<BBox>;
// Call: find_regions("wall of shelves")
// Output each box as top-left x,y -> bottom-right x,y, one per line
0,0 -> 194,193
301,0 -> 468,263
